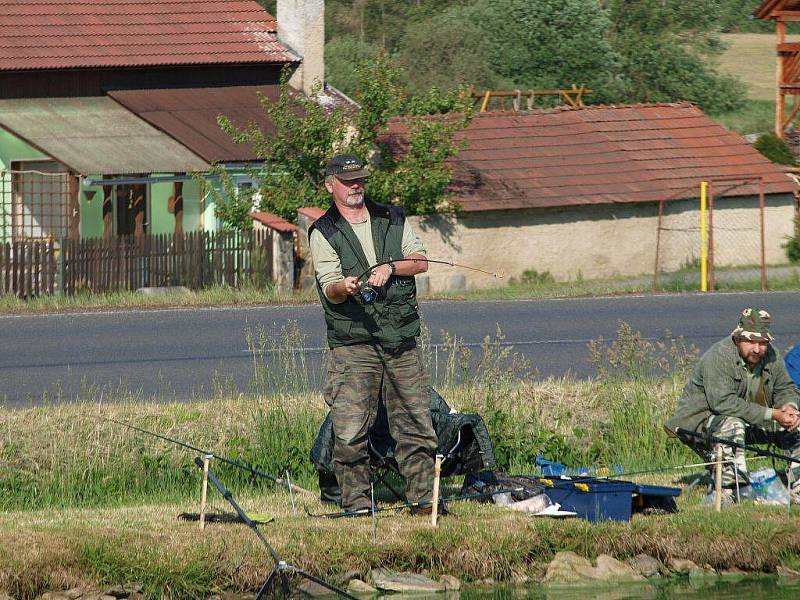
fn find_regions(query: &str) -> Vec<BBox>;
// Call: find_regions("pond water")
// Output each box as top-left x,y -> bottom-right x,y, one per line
459,578 -> 800,600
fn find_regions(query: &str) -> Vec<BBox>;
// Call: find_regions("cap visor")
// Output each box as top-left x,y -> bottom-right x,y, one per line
335,168 -> 370,181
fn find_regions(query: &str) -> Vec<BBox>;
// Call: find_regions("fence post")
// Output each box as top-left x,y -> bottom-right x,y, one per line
57,238 -> 66,296
700,181 -> 708,293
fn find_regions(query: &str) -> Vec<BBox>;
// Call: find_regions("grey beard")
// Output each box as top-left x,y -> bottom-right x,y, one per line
345,192 -> 364,207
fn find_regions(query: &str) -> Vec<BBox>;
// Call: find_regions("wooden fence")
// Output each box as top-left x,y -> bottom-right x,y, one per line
0,239 -> 57,296
0,230 -> 276,297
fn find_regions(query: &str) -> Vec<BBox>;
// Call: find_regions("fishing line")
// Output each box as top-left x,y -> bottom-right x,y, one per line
356,258 -> 504,283
355,258 -> 504,303
103,417 -> 314,496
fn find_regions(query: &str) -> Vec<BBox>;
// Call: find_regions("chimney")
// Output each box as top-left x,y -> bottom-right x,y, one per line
277,0 -> 325,96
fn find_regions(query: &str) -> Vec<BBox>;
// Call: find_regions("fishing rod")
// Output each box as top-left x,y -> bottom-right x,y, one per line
192,458 -> 357,600
356,258 -> 504,303
304,485 -> 531,519
676,428 -> 800,465
105,417 -> 314,496
304,473 -> 608,519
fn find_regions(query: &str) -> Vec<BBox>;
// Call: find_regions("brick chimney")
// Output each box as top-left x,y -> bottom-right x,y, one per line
277,0 -> 325,96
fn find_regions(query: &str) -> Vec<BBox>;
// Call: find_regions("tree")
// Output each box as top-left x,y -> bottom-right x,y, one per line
213,56 -> 471,227
607,0 -> 746,113
474,0 -> 626,104
397,4 -> 501,96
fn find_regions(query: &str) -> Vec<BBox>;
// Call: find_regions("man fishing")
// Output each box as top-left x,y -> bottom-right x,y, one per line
308,153 -> 438,516
665,308 -> 800,504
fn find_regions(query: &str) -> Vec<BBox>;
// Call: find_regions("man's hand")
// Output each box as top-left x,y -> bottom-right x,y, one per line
367,264 -> 393,288
342,276 -> 361,296
772,405 -> 800,431
325,276 -> 362,304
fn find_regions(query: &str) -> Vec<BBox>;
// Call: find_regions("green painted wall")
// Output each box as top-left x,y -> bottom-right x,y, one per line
79,177 -> 208,238
79,180 -> 104,239
150,179 -> 175,235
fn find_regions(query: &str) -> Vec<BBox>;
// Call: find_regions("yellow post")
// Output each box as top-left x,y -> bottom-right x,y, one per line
700,181 -> 708,292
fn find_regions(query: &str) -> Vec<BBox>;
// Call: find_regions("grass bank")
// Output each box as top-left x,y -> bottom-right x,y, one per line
1,324 -> 798,599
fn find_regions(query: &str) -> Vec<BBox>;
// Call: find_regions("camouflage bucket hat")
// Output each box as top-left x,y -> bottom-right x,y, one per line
732,307 -> 774,342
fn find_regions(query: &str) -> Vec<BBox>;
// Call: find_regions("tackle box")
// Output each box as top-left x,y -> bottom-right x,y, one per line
541,478 -> 680,522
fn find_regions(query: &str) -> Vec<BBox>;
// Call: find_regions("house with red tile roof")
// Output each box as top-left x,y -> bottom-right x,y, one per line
382,103 -> 799,290
0,0 -> 324,243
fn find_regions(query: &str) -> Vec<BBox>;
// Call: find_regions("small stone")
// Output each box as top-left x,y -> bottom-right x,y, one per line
627,554 -> 662,578
337,570 -> 366,586
719,568 -> 747,581
475,578 -> 495,586
688,565 -> 717,580
439,575 -> 460,591
346,580 -> 377,595
369,569 -> 445,593
136,286 -> 190,296
668,558 -> 700,575
63,590 -> 83,600
297,580 -> 335,597
543,551 -> 597,584
594,555 -> 646,582
38,594 -> 71,600
777,566 -> 800,579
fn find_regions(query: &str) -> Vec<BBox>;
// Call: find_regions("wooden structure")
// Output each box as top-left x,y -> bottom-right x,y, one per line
756,1 -> 800,137
468,85 -> 591,112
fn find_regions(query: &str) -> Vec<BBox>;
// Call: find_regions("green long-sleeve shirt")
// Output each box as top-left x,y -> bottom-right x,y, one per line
665,336 -> 800,433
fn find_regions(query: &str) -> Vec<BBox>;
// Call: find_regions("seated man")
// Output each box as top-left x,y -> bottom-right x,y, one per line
665,308 -> 800,503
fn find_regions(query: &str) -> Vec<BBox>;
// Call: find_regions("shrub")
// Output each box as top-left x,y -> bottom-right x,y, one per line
753,133 -> 797,166
784,215 -> 800,263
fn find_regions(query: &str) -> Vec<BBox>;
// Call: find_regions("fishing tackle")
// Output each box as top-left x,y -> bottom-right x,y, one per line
676,428 -> 800,465
356,258 -> 504,304
192,458 -> 356,600
105,417 -> 314,496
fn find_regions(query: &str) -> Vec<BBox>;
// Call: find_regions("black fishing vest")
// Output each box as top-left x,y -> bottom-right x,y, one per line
310,199 -> 420,350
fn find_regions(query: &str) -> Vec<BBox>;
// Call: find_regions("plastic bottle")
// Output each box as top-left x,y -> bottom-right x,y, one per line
749,467 -> 790,505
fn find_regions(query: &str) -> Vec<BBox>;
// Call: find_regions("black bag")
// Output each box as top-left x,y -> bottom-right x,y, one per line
310,387 -> 497,504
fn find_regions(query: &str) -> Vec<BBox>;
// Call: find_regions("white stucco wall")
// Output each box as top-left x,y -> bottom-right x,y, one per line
407,195 -> 797,292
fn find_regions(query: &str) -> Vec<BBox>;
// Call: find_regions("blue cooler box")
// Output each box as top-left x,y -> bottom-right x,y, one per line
542,478 -> 680,522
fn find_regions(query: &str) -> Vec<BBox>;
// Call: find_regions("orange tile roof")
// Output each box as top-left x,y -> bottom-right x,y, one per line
297,206 -> 326,220
383,103 -> 798,212
0,0 -> 295,71
250,211 -> 296,233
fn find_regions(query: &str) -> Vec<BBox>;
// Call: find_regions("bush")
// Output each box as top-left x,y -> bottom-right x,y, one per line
785,222 -> 800,264
753,133 -> 797,166
510,269 -> 556,286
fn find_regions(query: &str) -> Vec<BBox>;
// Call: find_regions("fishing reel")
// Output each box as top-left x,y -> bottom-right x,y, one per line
359,282 -> 384,304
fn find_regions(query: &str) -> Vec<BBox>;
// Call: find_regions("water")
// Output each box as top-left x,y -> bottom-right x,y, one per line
459,578 -> 800,600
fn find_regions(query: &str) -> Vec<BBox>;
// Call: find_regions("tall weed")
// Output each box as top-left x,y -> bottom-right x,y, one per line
587,320 -> 698,469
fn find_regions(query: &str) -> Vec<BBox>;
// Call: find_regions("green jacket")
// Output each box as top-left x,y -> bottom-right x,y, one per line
665,336 -> 800,433
309,199 -> 420,350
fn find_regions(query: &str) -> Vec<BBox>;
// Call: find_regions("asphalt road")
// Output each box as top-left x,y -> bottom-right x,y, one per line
1,291 -> 799,407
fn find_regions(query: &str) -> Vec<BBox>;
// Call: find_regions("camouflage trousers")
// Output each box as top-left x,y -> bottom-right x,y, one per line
323,341 -> 437,511
684,415 -> 800,488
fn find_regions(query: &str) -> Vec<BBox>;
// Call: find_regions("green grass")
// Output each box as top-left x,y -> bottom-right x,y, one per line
717,34 -> 799,103
0,284 -> 317,314
711,99 -> 775,136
